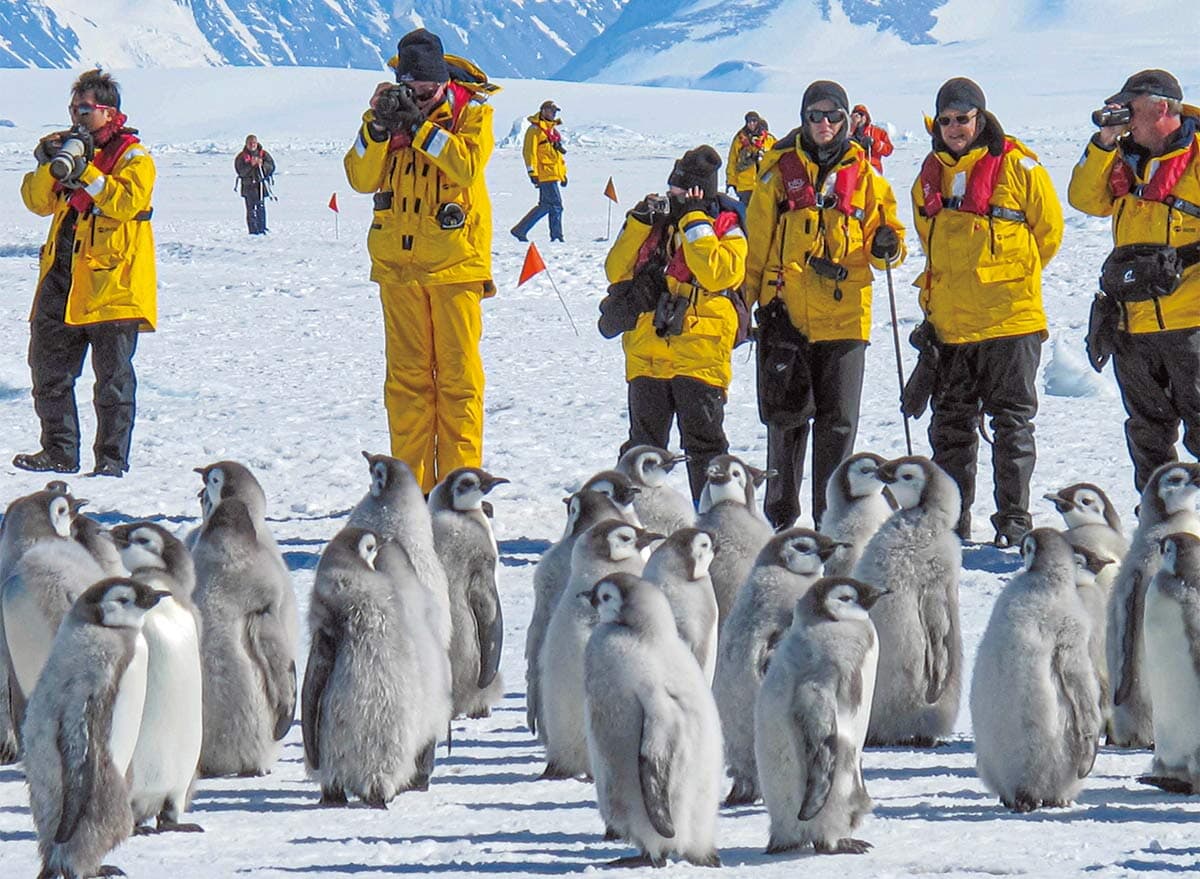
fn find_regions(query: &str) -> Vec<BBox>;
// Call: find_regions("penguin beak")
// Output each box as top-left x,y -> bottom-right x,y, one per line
1042,492 -> 1072,513
581,588 -> 599,608
666,454 -> 689,471
875,464 -> 898,485
635,530 -> 665,549
109,529 -> 130,549
817,540 -> 850,562
480,474 -> 510,494
135,588 -> 173,609
859,585 -> 891,610
69,497 -> 89,514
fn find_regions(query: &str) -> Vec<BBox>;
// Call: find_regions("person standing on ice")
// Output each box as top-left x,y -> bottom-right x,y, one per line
344,28 -> 499,494
849,104 -> 894,174
234,134 -> 275,235
907,77 -> 1063,547
1068,69 -> 1200,495
601,145 -> 747,502
15,69 -> 157,478
510,100 -> 567,243
726,111 -> 775,206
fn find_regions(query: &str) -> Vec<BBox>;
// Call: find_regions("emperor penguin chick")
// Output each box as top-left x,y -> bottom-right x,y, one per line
303,528 -> 451,806
1067,541 -> 1118,737
1108,462 -> 1200,748
820,452 -> 894,578
110,521 -> 204,833
714,528 -> 839,805
584,573 -> 722,867
72,513 -> 127,577
856,456 -> 963,747
756,577 -> 888,855
582,469 -> 645,526
192,498 -> 297,777
616,445 -> 695,536
23,578 -> 168,879
696,454 -> 774,631
538,519 -> 660,778
642,528 -> 719,682
525,489 -> 625,736
429,467 -> 509,719
1141,532 -> 1200,794
971,529 -> 1101,812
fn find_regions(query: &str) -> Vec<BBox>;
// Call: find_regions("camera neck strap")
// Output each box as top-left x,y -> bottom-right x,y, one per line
58,131 -> 140,215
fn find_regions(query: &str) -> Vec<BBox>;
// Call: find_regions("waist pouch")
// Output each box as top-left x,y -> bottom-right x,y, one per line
1100,244 -> 1182,302
755,298 -> 814,428
597,268 -> 664,340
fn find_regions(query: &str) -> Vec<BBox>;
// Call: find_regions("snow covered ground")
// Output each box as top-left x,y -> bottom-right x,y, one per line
0,65 -> 1197,876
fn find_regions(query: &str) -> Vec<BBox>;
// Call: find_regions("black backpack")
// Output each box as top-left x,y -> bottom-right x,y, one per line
755,298 -> 814,428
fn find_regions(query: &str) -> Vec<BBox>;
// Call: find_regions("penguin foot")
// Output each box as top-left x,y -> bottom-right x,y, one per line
539,762 -> 573,780
1007,792 -> 1040,813
236,769 -> 268,778
157,819 -> 204,833
603,826 -> 621,841
905,736 -> 941,749
1138,775 -> 1194,794
723,779 -> 759,807
94,866 -> 128,877
816,838 -> 872,855
764,838 -> 804,855
467,707 -> 492,719
319,788 -> 349,806
684,850 -> 721,867
607,853 -> 665,868
132,823 -> 158,836
362,792 -> 390,810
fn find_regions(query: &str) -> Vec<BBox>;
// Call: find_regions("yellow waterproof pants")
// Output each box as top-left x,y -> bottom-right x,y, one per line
379,281 -> 485,493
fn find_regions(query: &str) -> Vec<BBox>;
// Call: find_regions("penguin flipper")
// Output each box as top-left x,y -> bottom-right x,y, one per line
1112,569 -> 1145,707
1052,636 -> 1102,778
245,609 -> 297,741
301,622 -> 339,770
55,693 -> 98,843
796,683 -> 838,821
919,585 -> 956,704
755,627 -> 786,681
468,569 -> 503,689
637,701 -> 676,839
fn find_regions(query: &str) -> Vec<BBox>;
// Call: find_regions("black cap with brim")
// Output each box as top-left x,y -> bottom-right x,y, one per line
1106,69 -> 1183,105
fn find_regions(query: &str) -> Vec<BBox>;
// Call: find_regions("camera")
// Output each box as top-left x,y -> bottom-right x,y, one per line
1092,106 -> 1132,128
552,141 -> 567,155
375,83 -> 415,120
48,127 -> 91,182
645,195 -> 670,215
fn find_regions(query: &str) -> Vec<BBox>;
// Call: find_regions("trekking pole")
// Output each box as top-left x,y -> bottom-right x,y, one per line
884,259 -> 913,456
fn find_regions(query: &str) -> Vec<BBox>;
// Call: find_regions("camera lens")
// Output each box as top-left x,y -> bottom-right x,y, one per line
48,137 -> 87,181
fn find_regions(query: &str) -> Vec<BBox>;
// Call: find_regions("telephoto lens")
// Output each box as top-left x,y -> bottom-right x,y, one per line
48,137 -> 89,181
1092,106 -> 1132,128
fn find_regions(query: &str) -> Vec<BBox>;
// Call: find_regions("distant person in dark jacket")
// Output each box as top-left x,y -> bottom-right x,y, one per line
235,134 -> 275,234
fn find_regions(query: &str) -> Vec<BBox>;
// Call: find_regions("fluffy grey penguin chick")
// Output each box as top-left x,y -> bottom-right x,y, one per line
1108,462 -> 1200,749
855,456 -> 963,747
23,578 -> 168,879
971,528 -> 1101,812
820,452 -> 895,578
584,572 -> 723,868
192,498 -> 297,777
303,528 -> 451,806
72,513 -> 127,577
538,519 -> 660,779
617,445 -> 696,536
525,489 -> 625,737
696,454 -> 774,631
642,528 -> 719,682
756,577 -> 888,855
429,467 -> 509,719
713,527 -> 839,805
582,469 -> 645,527
1141,532 -> 1200,794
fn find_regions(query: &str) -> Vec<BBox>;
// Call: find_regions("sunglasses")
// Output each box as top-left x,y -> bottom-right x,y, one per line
69,101 -> 112,117
805,109 -> 845,124
936,111 -> 977,127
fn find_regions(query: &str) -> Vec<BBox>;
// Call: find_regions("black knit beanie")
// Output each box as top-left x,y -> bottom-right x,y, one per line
801,80 -> 849,116
936,77 -> 986,114
396,29 -> 450,83
668,145 -> 722,198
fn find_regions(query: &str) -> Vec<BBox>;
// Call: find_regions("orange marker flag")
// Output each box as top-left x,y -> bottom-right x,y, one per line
603,176 -> 618,203
328,192 -> 339,212
518,242 -> 546,286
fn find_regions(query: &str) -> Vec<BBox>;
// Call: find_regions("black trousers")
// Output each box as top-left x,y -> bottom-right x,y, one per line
29,266 -> 139,470
621,376 -> 729,503
1113,327 -> 1200,493
764,340 -> 866,530
244,194 -> 267,234
928,333 -> 1041,538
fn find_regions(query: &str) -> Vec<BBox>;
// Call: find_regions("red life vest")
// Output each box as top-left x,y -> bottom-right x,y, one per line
635,210 -> 743,287
388,81 -> 473,152
776,149 -> 863,220
1108,139 -> 1200,217
55,131 -> 141,215
919,140 -> 1016,219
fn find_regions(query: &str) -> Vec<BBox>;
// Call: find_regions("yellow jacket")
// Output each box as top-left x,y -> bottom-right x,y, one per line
21,138 -> 157,329
344,60 -> 497,290
1067,117 -> 1200,334
523,116 -> 566,184
727,128 -> 776,192
910,137 -> 1062,344
604,203 -> 747,389
745,137 -> 906,342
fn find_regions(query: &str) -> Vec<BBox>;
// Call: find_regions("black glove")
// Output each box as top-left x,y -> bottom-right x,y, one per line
900,321 -> 940,418
871,225 -> 900,261
682,196 -> 707,216
1085,292 -> 1120,372
561,177 -> 567,188
529,175 -> 539,187
34,132 -> 67,166
373,86 -> 425,136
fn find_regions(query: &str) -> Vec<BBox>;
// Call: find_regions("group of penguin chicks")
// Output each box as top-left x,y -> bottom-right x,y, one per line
527,446 -> 1200,866
0,452 -> 508,879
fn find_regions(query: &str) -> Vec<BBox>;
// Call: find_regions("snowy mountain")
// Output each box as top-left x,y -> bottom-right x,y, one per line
0,0 -> 629,77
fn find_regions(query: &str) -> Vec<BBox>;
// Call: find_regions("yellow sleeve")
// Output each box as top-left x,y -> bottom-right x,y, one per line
76,146 -> 155,221
1023,159 -> 1064,267
744,160 -> 783,305
864,169 -> 907,270
909,174 -> 934,255
343,112 -> 390,194
522,124 -> 538,179
20,164 -> 59,217
604,215 -> 652,284
726,136 -> 738,187
412,102 -> 493,189
679,211 -> 747,291
1067,139 -> 1120,218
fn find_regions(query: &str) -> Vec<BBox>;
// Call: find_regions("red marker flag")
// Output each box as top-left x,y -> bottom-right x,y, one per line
518,243 -> 546,287
603,177 -> 618,203
328,192 -> 339,212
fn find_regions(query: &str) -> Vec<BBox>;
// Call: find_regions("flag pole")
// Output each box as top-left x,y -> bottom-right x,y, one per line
543,265 -> 579,336
606,201 -> 612,241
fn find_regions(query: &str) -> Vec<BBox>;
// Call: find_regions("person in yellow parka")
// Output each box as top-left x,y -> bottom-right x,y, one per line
1068,69 -> 1200,494
16,69 -> 156,478
727,111 -> 775,206
909,77 -> 1063,546
511,100 -> 567,242
745,80 -> 906,531
604,145 -> 747,501
344,28 -> 499,493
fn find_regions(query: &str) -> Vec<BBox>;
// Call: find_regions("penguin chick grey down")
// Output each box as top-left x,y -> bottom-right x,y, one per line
820,452 -> 894,578
582,469 -> 645,527
714,528 -> 840,806
584,573 -> 722,868
855,456 -> 963,747
756,577 -> 888,855
616,445 -> 695,536
972,529 -> 1101,812
23,579 -> 168,879
641,528 -> 719,683
429,467 -> 509,719
1108,462 -> 1200,749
